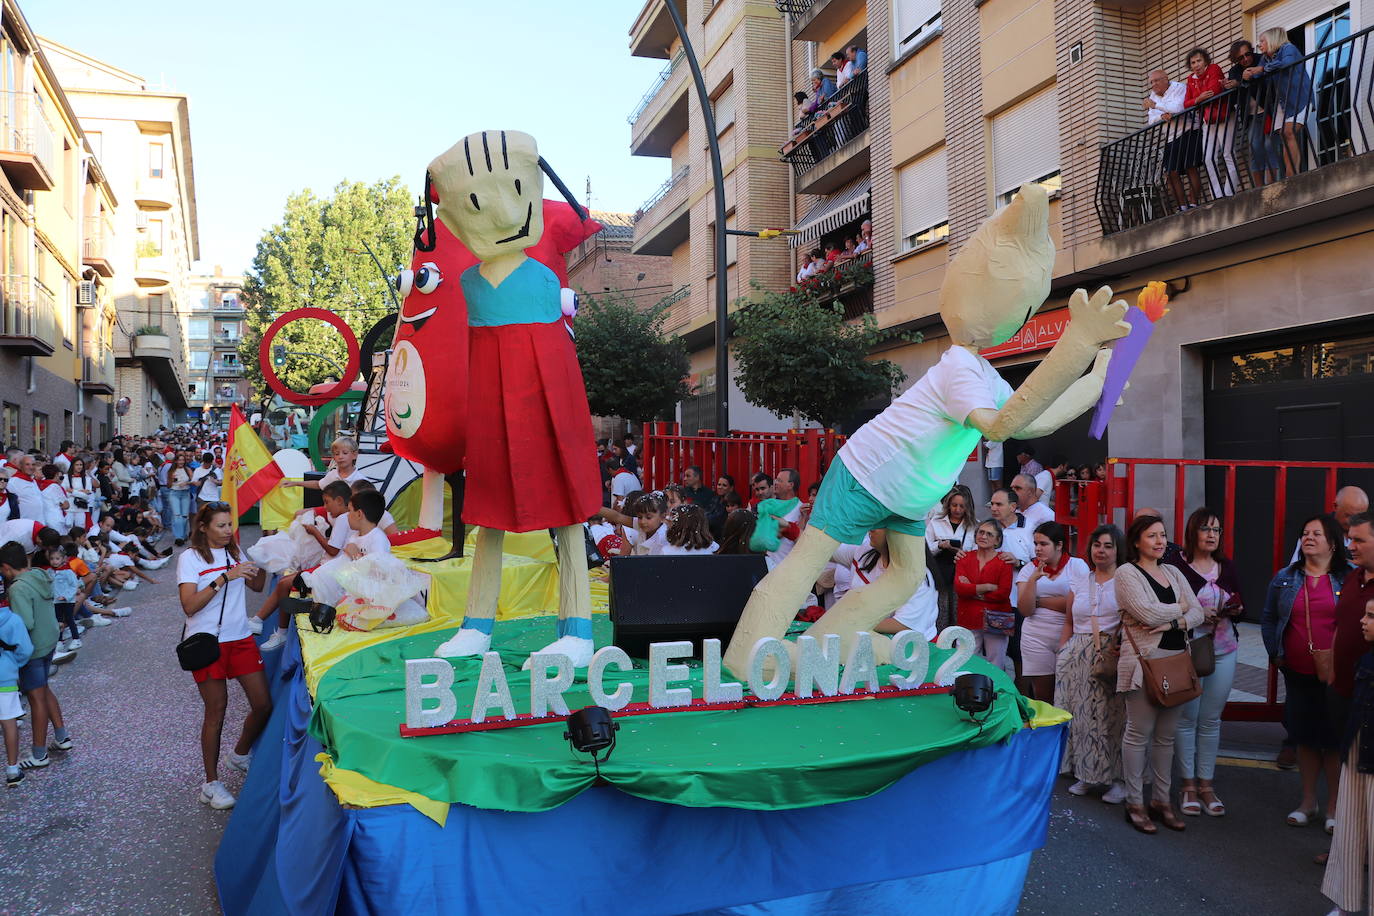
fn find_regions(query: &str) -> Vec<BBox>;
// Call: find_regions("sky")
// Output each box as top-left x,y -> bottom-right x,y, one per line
31,0 -> 672,275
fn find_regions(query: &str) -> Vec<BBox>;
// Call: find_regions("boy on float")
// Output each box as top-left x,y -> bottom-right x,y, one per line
255,480 -> 352,651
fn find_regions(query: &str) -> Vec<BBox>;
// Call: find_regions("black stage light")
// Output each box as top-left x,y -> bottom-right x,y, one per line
308,601 -> 336,634
952,673 -> 997,728
564,706 -> 620,778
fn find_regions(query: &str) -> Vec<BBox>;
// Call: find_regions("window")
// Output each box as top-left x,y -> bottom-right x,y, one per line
189,350 -> 209,370
712,82 -> 735,135
897,147 -> 950,252
148,142 -> 164,178
32,411 -> 48,454
999,171 -> 1063,206
990,86 -> 1061,203
146,217 -> 164,254
894,0 -> 942,58
189,318 -> 210,339
2,402 -> 17,447
221,294 -> 240,310
63,410 -> 73,443
147,293 -> 165,326
725,212 -> 738,266
1217,332 -> 1374,388
82,416 -> 92,448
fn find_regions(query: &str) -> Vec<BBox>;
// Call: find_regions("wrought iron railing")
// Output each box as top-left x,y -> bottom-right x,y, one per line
773,0 -> 815,20
658,284 -> 691,308
0,274 -> 58,346
635,165 -> 690,221
1095,25 -> 1373,234
780,70 -> 869,177
628,52 -> 685,126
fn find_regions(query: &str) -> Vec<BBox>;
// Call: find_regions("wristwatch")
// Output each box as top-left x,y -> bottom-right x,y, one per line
210,575 -> 224,592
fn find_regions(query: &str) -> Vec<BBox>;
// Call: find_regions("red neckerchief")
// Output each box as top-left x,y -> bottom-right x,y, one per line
10,472 -> 33,483
36,479 -> 59,491
1035,552 -> 1071,578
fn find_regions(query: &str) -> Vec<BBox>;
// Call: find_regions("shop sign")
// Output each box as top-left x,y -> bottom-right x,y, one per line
979,309 -> 1069,360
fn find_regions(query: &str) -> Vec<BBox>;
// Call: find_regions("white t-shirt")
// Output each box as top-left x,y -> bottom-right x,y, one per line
1015,556 -> 1088,625
347,525 -> 393,558
610,470 -> 640,504
624,523 -> 668,556
1068,569 -> 1121,635
1020,501 -> 1055,532
8,475 -> 43,521
320,467 -> 366,488
998,524 -> 1034,567
984,439 -> 1003,470
328,510 -> 396,551
1034,469 -> 1053,505
831,538 -> 938,638
176,546 -> 251,643
193,466 -> 223,501
659,541 -> 719,556
40,482 -> 69,529
839,347 -> 1012,524
0,519 -> 46,552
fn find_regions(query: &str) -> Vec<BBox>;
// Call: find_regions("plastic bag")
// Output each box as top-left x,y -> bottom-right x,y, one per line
286,514 -> 329,571
334,553 -> 428,613
248,514 -> 328,573
247,531 -> 299,574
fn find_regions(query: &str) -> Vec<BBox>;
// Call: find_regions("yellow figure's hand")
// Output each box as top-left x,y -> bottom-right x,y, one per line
1066,287 -> 1131,348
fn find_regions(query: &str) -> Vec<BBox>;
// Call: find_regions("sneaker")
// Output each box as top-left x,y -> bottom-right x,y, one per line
5,769 -> 23,788
90,615 -> 114,627
227,750 -> 252,773
122,581 -> 138,591
200,780 -> 236,810
110,607 -> 132,618
67,638 -> 83,650
19,753 -> 50,770
260,629 -> 288,652
1102,782 -> 1128,805
51,735 -> 73,751
247,616 -> 264,635
174,539 -> 185,548
52,646 -> 75,664
77,618 -> 93,631
1068,780 -> 1093,797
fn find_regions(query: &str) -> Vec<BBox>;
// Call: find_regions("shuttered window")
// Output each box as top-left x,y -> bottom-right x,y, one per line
990,86 -> 1061,199
894,0 -> 943,57
713,83 -> 735,135
1254,0 -> 1344,34
897,147 -> 950,252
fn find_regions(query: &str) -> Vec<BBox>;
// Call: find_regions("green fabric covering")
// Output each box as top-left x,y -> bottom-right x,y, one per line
308,616 -> 1026,813
748,497 -> 800,553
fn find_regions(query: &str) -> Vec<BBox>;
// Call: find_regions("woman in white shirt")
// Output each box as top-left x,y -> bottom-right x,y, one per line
926,486 -> 977,629
192,452 -> 223,508
1015,521 -> 1089,703
63,458 -> 98,530
1055,524 -> 1128,803
176,502 -> 268,811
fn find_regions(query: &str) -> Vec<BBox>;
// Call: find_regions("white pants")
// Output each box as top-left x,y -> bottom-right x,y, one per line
1122,688 -> 1183,805
1322,738 -> 1373,913
1202,116 -> 1241,199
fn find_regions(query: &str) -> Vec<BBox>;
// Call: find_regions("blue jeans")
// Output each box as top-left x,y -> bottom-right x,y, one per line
158,488 -> 174,531
1175,648 -> 1238,780
167,488 -> 192,540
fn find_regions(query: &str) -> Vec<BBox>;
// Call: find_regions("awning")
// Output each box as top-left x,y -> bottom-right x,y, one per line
789,176 -> 870,248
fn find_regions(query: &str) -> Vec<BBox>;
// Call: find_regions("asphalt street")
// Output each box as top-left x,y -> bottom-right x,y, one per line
0,527 -> 1344,915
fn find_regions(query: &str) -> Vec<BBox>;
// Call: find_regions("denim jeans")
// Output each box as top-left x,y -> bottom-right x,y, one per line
1174,648 -> 1238,780
168,488 -> 192,540
158,488 -> 174,531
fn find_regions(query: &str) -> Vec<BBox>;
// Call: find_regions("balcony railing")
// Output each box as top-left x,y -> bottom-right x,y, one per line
774,0 -> 815,19
81,349 -> 115,393
635,166 -> 690,220
780,70 -> 869,178
795,252 -> 874,319
1096,25 -> 1373,234
0,90 -> 57,189
0,274 -> 58,353
659,284 -> 691,308
628,53 -> 684,125
213,360 -> 243,375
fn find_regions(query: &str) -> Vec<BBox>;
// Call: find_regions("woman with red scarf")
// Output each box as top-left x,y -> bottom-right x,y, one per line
1184,47 -> 1241,200
1015,521 -> 1089,703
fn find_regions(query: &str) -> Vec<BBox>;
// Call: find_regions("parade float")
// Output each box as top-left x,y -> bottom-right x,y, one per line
214,129 -> 1147,916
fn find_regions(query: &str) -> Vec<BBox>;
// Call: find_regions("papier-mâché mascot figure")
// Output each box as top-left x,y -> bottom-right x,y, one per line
723,183 -> 1132,679
417,130 -> 604,669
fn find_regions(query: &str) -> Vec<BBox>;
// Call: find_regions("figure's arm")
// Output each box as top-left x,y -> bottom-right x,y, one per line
968,288 -> 1128,442
1014,350 -> 1118,439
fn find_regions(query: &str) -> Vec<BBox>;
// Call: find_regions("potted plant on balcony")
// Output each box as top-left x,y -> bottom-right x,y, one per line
133,325 -> 171,356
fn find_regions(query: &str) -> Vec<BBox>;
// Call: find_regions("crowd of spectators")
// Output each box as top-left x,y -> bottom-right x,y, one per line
790,44 -> 867,140
795,220 -> 873,285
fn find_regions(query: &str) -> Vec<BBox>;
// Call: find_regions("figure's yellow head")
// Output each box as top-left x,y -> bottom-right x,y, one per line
429,130 -> 544,260
939,184 -> 1055,349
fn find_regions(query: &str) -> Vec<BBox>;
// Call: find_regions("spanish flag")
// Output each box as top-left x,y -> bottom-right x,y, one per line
226,404 -> 300,530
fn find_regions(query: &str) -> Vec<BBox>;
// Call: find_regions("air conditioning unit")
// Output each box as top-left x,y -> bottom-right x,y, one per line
77,280 -> 96,307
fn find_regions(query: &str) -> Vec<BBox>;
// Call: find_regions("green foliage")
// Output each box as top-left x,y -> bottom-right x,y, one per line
730,283 -> 916,429
240,178 -> 414,397
135,325 -> 164,336
575,291 -> 692,424
135,240 -> 160,258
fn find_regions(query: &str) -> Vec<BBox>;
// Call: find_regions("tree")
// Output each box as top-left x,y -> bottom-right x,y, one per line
731,284 -> 915,429
240,178 -> 414,398
575,291 -> 692,424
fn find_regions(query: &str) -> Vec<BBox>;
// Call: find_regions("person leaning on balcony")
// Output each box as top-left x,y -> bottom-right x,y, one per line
1144,70 -> 1204,212
847,45 -> 867,75
1225,40 -> 1281,187
1244,27 -> 1313,180
855,220 -> 872,254
1184,48 -> 1242,200
831,51 -> 854,89
810,69 -> 836,106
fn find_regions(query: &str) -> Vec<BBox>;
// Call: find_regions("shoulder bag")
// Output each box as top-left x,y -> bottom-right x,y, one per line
1303,576 -> 1337,686
177,582 -> 227,672
1190,631 -> 1216,677
1122,613 -> 1202,708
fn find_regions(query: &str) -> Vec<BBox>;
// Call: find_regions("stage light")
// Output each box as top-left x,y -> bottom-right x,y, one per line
308,601 -> 336,634
564,706 -> 619,777
952,673 -> 996,727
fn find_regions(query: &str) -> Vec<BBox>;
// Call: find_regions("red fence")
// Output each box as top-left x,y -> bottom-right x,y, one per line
639,423 -> 846,494
1051,457 -> 1374,722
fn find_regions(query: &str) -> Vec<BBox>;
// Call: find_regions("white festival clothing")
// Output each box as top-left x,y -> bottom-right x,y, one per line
984,439 -> 1003,470
176,547 -> 252,643
659,542 -> 720,556
328,511 -> 397,551
0,519 -> 46,552
832,538 -> 939,639
1034,469 -> 1053,505
839,347 -> 1013,523
1015,557 -> 1089,676
1147,81 -> 1187,125
8,475 -> 43,522
766,501 -> 803,570
1068,569 -> 1122,635
1020,501 -> 1055,531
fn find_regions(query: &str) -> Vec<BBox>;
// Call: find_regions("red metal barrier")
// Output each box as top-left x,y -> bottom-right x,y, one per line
640,423 -> 846,495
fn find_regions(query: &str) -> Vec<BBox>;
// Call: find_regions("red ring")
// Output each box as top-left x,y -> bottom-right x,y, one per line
258,307 -> 361,406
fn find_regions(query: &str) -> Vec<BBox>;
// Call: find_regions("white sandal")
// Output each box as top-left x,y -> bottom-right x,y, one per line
1287,807 -> 1318,827
1325,816 -> 1336,835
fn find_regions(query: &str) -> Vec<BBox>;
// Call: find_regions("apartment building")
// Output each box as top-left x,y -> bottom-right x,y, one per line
183,268 -> 248,427
627,0 -> 797,431
42,38 -> 197,437
0,0 -> 117,453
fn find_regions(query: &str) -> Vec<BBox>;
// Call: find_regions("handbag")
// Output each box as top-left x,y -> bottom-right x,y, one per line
984,609 -> 1017,634
1122,615 -> 1202,708
1303,578 -> 1337,686
1190,632 -> 1216,677
1091,613 -> 1121,683
176,584 -> 227,672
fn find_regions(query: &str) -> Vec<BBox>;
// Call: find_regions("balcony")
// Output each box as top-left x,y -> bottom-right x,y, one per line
81,350 -> 115,394
796,252 -> 874,319
0,91 -> 56,192
135,252 -> 172,288
780,71 -> 870,195
1086,26 -> 1374,279
213,360 -> 243,377
775,0 -> 867,44
215,298 -> 244,315
0,276 -> 57,356
629,52 -> 689,157
632,165 -> 691,255
83,216 -> 116,278
630,0 -> 687,59
134,175 -> 175,211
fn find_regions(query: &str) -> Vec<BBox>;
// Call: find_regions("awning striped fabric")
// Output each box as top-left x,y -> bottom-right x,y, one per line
788,176 -> 871,248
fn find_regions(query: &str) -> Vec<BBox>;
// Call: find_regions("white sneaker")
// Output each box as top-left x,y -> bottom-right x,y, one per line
227,750 -> 252,773
1102,782 -> 1128,805
1068,780 -> 1093,796
139,556 -> 169,570
67,638 -> 83,649
122,581 -> 138,591
260,629 -> 288,652
110,607 -> 132,618
77,618 -> 93,631
52,647 -> 75,664
90,615 -> 114,626
247,616 -> 264,635
199,780 -> 236,810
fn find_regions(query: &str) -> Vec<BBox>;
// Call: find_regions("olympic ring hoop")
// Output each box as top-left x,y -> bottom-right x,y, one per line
258,307 -> 362,406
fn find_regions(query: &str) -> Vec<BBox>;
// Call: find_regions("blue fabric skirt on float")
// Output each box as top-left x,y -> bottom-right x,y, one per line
216,631 -> 1064,916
